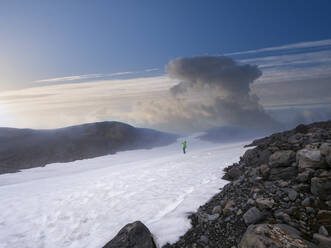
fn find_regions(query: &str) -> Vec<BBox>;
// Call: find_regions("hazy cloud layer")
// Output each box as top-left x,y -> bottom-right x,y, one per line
1,39 -> 331,133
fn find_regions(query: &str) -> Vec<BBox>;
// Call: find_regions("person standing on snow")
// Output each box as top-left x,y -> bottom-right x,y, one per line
182,140 -> 187,154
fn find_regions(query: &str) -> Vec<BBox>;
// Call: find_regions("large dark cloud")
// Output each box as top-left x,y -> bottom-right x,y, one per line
164,56 -> 279,131
167,56 -> 262,97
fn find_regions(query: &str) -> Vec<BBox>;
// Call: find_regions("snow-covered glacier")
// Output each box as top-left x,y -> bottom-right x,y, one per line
0,136 -> 249,248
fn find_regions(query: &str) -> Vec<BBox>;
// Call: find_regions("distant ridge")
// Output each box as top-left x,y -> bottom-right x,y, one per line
0,121 -> 178,174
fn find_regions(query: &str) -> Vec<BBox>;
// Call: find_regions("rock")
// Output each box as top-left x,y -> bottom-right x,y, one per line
313,233 -> 331,248
269,150 -> 296,168
207,213 -> 219,221
282,213 -> 291,223
247,198 -> 255,206
288,133 -> 303,144
199,235 -> 208,244
243,207 -> 264,225
297,169 -> 314,183
239,224 -> 317,248
237,209 -> 243,216
311,177 -> 331,200
319,225 -> 329,236
302,197 -> 311,206
274,210 -> 284,219
288,189 -> 298,201
278,180 -> 289,187
295,124 -> 309,134
255,198 -> 274,210
297,148 -> 327,169
259,164 -> 270,178
212,205 -> 222,214
317,210 -> 331,234
320,143 -> 331,166
223,200 -> 235,216
269,166 -> 298,180
102,221 -> 156,248
223,166 -> 242,180
243,148 -> 271,167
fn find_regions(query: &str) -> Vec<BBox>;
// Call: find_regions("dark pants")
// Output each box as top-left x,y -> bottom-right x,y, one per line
183,147 -> 186,154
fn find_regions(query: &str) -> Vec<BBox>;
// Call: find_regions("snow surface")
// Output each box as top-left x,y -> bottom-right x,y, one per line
0,136 -> 250,248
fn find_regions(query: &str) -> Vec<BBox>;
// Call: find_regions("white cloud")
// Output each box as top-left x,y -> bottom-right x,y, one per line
226,38 -> 331,56
34,68 -> 161,84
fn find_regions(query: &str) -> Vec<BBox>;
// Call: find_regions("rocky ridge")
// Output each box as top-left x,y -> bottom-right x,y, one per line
105,121 -> 331,248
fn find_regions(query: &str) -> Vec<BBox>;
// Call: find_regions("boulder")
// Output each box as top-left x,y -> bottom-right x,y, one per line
297,148 -> 327,169
297,169 -> 314,183
269,166 -> 297,180
317,210 -> 331,235
311,177 -> 331,200
320,143 -> 331,166
313,233 -> 331,248
243,207 -> 264,225
102,221 -> 156,248
239,224 -> 317,248
288,189 -> 298,201
223,200 -> 235,216
320,143 -> 331,156
243,148 -> 271,167
223,166 -> 242,180
256,198 -> 274,210
269,150 -> 296,168
259,164 -> 270,178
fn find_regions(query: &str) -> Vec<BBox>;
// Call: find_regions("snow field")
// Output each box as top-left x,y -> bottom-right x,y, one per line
0,138 -> 249,248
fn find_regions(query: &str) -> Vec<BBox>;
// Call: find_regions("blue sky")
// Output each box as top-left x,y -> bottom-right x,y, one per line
0,1 -> 331,132
1,0 -> 331,88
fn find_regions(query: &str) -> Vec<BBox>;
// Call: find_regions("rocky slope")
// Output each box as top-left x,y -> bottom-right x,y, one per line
0,121 -> 177,174
105,121 -> 331,248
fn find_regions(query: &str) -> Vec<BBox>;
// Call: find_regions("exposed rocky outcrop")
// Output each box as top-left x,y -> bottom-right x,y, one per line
162,120 -> 331,248
102,221 -> 156,248
0,121 -> 178,174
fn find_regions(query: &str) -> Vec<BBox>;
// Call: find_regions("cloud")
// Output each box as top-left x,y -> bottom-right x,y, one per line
34,68 -> 160,84
132,56 -> 280,133
226,38 -> 331,56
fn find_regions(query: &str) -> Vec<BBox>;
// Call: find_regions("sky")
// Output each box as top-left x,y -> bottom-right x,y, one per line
0,0 -> 331,133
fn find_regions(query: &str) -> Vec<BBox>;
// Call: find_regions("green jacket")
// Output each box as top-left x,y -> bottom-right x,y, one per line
182,141 -> 187,148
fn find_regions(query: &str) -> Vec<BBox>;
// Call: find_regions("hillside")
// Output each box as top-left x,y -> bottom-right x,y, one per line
0,121 -> 177,174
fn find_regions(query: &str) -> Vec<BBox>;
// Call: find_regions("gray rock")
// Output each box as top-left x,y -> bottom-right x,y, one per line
212,205 -> 222,214
269,166 -> 297,180
282,213 -> 291,223
311,177 -> 331,200
302,197 -> 311,206
319,225 -> 329,236
255,198 -> 274,209
243,148 -> 271,167
239,224 -> 317,248
288,189 -> 298,201
297,148 -> 327,169
224,166 -> 242,180
313,233 -> 331,248
207,213 -> 219,221
243,207 -> 264,225
269,150 -> 296,168
199,235 -> 208,244
223,200 -> 235,216
320,143 -> 331,156
297,169 -> 314,183
317,210 -> 331,235
102,221 -> 156,248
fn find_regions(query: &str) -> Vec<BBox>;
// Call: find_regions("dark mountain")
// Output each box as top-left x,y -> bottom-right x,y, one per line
0,121 -> 178,174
